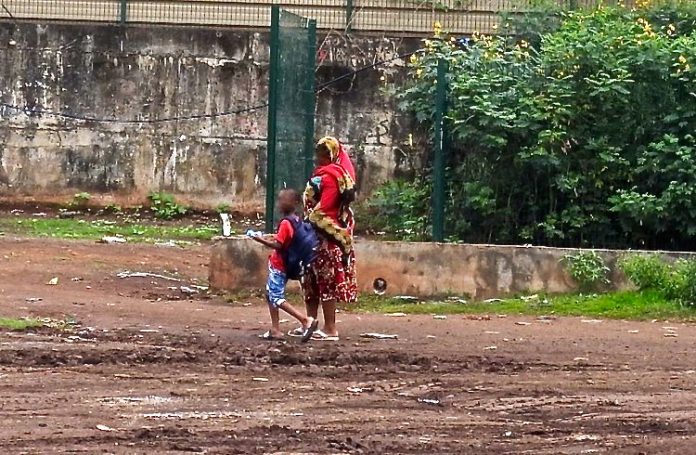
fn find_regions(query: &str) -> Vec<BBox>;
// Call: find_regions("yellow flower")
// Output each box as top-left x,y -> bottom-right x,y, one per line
434,21 -> 442,36
416,68 -> 423,78
410,54 -> 418,64
679,55 -> 687,64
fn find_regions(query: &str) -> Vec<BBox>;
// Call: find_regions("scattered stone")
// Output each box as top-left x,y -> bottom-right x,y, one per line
483,345 -> 498,351
483,298 -> 502,303
96,424 -> 116,432
58,211 -> 80,219
433,315 -> 447,320
664,333 -> 678,338
25,297 -> 42,303
417,398 -> 441,406
395,295 -> 418,301
180,286 -> 199,295
628,330 -> 639,334
515,321 -> 531,326
581,319 -> 603,324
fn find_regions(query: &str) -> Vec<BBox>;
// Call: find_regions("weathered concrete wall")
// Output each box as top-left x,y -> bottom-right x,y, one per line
0,23 -> 421,207
209,237 -> 696,299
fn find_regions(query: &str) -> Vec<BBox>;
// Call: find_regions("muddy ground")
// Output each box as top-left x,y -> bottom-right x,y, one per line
1,236 -> 696,454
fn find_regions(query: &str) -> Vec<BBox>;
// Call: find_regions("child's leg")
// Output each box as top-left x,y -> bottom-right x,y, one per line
266,267 -> 288,338
279,301 -> 311,327
268,304 -> 282,336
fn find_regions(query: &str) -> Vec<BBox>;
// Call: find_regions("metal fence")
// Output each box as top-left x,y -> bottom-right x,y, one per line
265,6 -> 316,230
0,0 -> 630,35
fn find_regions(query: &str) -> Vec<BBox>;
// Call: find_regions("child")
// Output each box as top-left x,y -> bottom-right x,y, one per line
249,189 -> 319,342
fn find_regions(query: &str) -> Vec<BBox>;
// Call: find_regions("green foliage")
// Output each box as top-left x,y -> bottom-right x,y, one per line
0,317 -> 42,331
104,203 -> 122,214
619,253 -> 696,306
618,254 -> 669,290
148,192 -> 188,220
216,203 -> 232,214
71,192 -> 91,208
562,251 -> 610,291
0,217 -> 217,243
366,180 -> 431,241
394,2 -> 696,249
354,290 -> 696,321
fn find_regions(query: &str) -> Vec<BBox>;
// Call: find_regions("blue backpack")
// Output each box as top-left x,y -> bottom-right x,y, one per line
283,215 -> 320,280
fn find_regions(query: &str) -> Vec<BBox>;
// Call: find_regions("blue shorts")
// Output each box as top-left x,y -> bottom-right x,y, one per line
266,266 -> 288,309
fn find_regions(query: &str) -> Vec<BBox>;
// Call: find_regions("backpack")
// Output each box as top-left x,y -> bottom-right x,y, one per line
283,215 -> 320,280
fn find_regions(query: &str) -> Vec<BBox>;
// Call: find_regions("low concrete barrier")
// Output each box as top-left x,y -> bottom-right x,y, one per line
209,237 -> 695,299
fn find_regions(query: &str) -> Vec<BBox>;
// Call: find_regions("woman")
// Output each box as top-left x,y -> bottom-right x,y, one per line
290,136 -> 357,341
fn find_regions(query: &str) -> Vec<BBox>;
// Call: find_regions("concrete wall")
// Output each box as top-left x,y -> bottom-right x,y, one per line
209,237 -> 696,299
0,23 -> 422,208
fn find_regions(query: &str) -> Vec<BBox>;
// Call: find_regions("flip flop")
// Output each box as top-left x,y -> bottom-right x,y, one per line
301,318 -> 320,343
311,330 -> 339,342
287,327 -> 305,338
258,331 -> 284,341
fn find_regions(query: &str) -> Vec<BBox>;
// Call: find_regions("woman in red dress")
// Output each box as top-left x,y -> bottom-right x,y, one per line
296,136 -> 357,341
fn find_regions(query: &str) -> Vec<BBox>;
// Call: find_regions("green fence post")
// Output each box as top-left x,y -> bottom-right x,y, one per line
303,19 -> 317,182
346,0 -> 353,32
265,5 -> 281,233
432,58 -> 448,242
119,0 -> 127,24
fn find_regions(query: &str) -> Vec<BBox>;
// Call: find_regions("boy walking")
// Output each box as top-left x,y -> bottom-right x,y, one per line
249,189 -> 319,342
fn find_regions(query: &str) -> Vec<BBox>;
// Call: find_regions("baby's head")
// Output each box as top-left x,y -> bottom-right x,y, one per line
277,188 -> 301,216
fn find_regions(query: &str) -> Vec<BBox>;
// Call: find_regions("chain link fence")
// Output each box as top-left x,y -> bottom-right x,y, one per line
0,0 -> 632,35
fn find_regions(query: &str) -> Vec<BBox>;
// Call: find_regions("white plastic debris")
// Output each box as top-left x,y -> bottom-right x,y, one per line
395,295 -> 418,301
483,298 -> 502,303
25,297 -> 43,303
385,312 -> 407,317
220,213 -> 232,237
433,315 -> 447,320
515,321 -> 531,326
252,377 -> 269,382
100,236 -> 127,244
417,398 -> 441,406
360,333 -> 399,340
47,277 -> 59,286
180,286 -> 199,295
117,271 -> 181,282
96,424 -> 115,432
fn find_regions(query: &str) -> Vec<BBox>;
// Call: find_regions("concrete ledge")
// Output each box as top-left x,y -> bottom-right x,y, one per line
209,237 -> 696,299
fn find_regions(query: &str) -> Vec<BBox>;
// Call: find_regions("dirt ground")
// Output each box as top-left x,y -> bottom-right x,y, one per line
1,236 -> 696,454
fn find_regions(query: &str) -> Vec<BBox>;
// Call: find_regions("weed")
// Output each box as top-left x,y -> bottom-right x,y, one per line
216,203 -> 232,214
70,192 -> 91,208
148,192 -> 188,220
562,251 -> 610,292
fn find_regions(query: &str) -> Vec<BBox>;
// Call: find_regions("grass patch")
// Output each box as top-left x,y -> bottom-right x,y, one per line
0,217 -> 219,243
0,317 -> 42,331
354,291 -> 696,321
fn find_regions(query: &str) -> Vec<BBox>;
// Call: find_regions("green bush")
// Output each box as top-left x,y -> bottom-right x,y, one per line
394,2 -> 696,249
148,192 -> 188,220
366,180 -> 431,241
666,259 -> 696,305
619,254 -> 669,290
620,253 -> 696,305
562,251 -> 610,291
71,192 -> 91,208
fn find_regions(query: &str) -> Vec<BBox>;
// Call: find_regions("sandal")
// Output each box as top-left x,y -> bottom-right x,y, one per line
287,327 -> 305,338
301,318 -> 319,343
311,330 -> 340,342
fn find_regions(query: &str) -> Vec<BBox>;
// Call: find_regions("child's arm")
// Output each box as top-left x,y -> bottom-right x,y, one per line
251,235 -> 282,250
